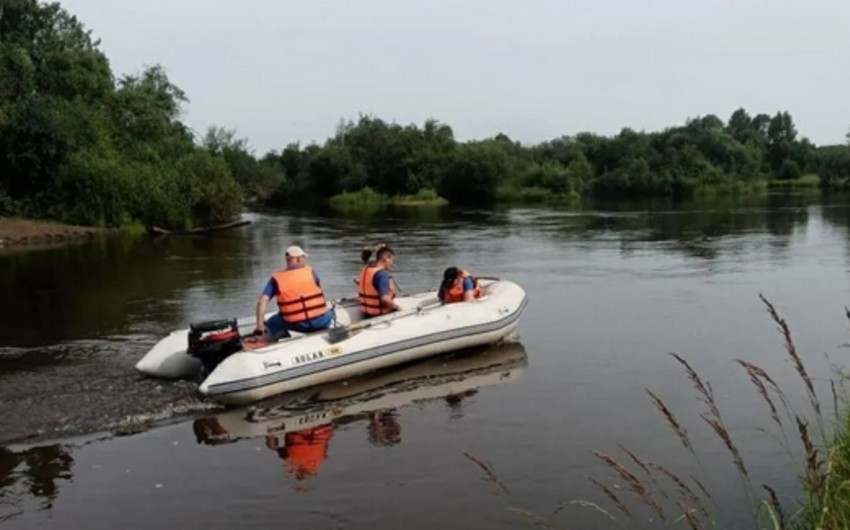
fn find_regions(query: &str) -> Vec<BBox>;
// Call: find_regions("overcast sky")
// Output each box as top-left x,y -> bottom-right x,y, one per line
59,0 -> 850,154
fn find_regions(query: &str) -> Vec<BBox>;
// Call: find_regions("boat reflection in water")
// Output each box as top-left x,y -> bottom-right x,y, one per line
192,342 -> 528,481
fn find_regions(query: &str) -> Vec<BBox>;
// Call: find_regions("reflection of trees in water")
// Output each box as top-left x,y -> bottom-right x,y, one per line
0,444 -> 74,520
247,207 -> 517,295
270,204 -> 513,239
535,193 -> 828,264
2,194 -> 838,347
817,193 -> 850,266
0,232 -> 255,347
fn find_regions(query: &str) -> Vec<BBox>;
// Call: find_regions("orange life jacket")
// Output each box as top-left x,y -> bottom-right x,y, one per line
272,266 -> 327,323
358,265 -> 395,316
284,425 -> 334,479
443,269 -> 481,303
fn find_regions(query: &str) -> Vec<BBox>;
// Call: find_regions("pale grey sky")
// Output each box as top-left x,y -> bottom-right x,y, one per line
60,0 -> 850,154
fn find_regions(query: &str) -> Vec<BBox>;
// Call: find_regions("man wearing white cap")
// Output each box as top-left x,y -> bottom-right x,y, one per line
254,245 -> 333,339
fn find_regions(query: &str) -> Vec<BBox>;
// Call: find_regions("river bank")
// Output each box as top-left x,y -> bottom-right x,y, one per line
0,218 -> 110,249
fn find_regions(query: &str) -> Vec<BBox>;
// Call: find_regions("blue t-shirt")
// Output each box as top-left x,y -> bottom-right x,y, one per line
438,278 -> 474,301
263,264 -> 321,298
374,270 -> 392,297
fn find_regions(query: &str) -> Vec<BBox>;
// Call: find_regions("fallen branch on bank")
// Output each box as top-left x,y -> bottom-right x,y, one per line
148,220 -> 251,236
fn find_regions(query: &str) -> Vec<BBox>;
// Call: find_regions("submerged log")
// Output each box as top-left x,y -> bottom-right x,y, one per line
149,219 -> 251,236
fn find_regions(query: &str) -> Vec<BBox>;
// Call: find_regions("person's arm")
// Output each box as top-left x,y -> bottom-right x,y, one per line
462,278 -> 475,302
256,279 -> 277,332
377,271 -> 401,311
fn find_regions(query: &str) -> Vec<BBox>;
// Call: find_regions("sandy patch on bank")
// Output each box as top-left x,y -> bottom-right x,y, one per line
0,218 -> 107,247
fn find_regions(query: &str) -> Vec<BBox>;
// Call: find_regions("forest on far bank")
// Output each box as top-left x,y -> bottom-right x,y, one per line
3,0 -> 850,229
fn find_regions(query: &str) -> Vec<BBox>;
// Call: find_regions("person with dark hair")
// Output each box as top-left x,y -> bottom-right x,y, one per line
438,267 -> 481,303
358,245 -> 400,316
360,242 -> 385,265
358,242 -> 401,293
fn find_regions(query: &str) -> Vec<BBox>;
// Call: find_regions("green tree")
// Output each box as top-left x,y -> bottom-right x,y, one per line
203,126 -> 284,201
727,108 -> 753,143
767,111 -> 797,171
176,151 -> 242,227
439,141 -> 508,205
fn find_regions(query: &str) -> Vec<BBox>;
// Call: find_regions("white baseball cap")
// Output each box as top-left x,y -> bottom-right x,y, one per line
286,245 -> 308,258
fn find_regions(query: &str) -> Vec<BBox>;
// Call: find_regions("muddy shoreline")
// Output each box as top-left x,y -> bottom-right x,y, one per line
0,217 -> 110,249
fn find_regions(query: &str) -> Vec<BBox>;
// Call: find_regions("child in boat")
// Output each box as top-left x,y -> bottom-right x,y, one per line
355,242 -> 400,295
357,245 -> 400,316
438,267 -> 482,303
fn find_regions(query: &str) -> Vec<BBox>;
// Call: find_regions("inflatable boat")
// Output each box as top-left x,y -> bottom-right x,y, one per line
136,278 -> 527,406
192,341 -> 529,444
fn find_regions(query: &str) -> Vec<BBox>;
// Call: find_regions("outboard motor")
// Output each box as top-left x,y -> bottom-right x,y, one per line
187,319 -> 243,378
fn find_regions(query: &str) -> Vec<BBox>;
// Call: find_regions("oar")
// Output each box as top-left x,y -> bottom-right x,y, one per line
326,299 -> 441,344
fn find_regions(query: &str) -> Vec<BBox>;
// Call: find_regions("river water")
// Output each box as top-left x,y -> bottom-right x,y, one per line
2,192 -> 850,529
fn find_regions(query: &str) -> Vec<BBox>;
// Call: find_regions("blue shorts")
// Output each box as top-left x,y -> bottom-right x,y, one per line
266,311 -> 333,339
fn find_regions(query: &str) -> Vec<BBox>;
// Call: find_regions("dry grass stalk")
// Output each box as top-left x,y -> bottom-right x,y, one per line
700,413 -> 749,481
794,415 -> 824,493
689,475 -> 715,506
646,389 -> 696,457
587,476 -> 632,517
645,461 -> 703,509
463,451 -> 510,495
759,293 -> 821,418
678,502 -> 704,530
552,499 -> 617,522
671,353 -> 756,507
593,450 -> 666,521
735,359 -> 797,456
735,358 -> 795,417
736,359 -> 784,428
618,445 -> 667,499
505,507 -> 559,529
831,378 -> 839,424
761,484 -> 787,529
669,353 -> 720,419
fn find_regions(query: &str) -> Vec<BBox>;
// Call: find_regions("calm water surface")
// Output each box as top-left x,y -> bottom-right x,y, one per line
2,193 -> 850,529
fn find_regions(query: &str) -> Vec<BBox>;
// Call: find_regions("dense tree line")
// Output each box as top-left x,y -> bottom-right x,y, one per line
2,1 -> 850,228
262,111 -> 850,207
0,0 -> 249,228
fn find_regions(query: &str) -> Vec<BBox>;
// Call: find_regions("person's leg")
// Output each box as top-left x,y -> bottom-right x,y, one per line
286,311 -> 334,334
312,311 -> 333,330
265,313 -> 291,340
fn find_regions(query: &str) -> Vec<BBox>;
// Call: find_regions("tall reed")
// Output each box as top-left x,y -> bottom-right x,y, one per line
467,295 -> 850,529
574,295 -> 850,529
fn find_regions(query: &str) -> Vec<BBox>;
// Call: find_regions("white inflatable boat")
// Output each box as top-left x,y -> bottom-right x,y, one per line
136,278 -> 528,405
192,342 -> 529,444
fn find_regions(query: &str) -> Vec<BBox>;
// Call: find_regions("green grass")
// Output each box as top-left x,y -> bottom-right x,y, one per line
768,174 -> 821,189
694,178 -> 770,198
495,185 -> 581,204
329,187 -> 448,209
118,220 -> 147,235
799,406 -> 850,530
391,188 -> 449,206
328,187 -> 389,209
